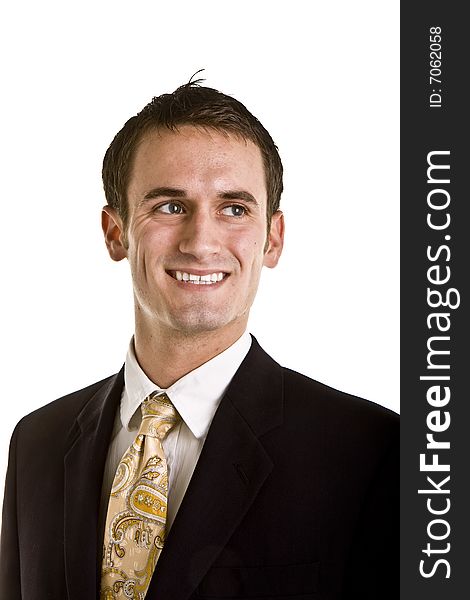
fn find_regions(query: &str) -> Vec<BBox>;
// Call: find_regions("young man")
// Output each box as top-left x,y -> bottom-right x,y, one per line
0,81 -> 398,600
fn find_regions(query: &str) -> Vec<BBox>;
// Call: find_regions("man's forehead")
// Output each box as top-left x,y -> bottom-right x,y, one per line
129,125 -> 267,197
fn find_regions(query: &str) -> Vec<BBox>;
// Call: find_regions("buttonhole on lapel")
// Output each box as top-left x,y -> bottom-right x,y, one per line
234,463 -> 249,487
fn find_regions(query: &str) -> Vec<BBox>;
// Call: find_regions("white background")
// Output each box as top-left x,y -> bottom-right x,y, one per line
0,1 -> 399,507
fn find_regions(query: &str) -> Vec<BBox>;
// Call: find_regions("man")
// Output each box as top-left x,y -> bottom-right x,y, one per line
0,80 -> 399,599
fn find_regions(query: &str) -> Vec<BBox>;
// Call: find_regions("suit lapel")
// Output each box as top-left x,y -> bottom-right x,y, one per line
63,368 -> 124,600
149,338 -> 283,599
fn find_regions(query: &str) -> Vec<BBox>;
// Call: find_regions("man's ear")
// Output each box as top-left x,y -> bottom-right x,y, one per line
102,206 -> 128,261
263,210 -> 284,268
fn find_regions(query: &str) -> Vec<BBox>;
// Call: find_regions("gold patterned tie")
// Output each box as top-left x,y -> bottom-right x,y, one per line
101,392 -> 179,600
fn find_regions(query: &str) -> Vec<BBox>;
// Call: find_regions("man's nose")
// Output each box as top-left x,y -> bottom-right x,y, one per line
178,210 -> 221,259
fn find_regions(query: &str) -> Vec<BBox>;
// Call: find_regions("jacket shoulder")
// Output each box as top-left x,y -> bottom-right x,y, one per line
281,366 -> 398,443
283,366 -> 398,417
14,372 -> 122,442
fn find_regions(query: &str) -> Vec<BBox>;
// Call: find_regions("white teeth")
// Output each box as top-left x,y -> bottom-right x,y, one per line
173,271 -> 225,285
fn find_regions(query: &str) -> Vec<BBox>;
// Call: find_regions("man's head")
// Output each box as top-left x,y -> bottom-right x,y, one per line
102,77 -> 283,235
101,79 -> 284,345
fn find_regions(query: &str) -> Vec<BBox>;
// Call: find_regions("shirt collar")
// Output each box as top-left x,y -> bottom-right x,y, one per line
122,332 -> 252,439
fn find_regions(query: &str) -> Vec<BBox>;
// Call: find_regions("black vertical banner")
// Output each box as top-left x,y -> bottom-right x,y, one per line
401,3 -> 468,598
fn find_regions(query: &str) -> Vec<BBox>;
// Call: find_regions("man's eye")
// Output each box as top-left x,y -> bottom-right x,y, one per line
221,205 -> 246,217
156,202 -> 184,215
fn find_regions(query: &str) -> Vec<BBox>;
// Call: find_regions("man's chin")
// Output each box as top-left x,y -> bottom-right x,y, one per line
167,311 -> 238,337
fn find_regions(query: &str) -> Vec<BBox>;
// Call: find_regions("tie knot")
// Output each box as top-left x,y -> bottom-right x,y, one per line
139,391 -> 179,439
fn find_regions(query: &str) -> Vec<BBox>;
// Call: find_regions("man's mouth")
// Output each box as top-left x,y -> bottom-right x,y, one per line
168,271 -> 227,285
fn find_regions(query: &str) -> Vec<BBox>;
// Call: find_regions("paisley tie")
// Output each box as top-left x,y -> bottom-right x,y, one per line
101,392 -> 179,600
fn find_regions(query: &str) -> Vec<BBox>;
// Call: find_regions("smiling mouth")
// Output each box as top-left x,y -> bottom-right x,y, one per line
168,271 -> 227,285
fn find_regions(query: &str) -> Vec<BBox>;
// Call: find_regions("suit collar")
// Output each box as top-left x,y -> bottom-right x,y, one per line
224,335 -> 284,437
148,337 -> 284,599
63,368 -> 124,600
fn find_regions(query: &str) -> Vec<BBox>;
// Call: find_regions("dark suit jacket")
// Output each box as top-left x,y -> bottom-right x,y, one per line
0,338 -> 399,599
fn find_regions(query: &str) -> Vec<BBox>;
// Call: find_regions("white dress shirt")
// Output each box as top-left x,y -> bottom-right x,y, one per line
98,332 -> 252,537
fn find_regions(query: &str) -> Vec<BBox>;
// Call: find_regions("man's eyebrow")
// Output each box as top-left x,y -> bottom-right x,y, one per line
218,190 -> 259,206
143,187 -> 187,201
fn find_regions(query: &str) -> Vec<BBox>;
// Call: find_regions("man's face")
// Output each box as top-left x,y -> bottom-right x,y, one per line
103,125 -> 283,340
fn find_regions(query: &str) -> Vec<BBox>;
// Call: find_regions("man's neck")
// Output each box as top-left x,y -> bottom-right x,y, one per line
133,321 -> 247,389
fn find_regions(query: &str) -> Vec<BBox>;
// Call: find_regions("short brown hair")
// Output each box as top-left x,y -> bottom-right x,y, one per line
102,77 -> 283,229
